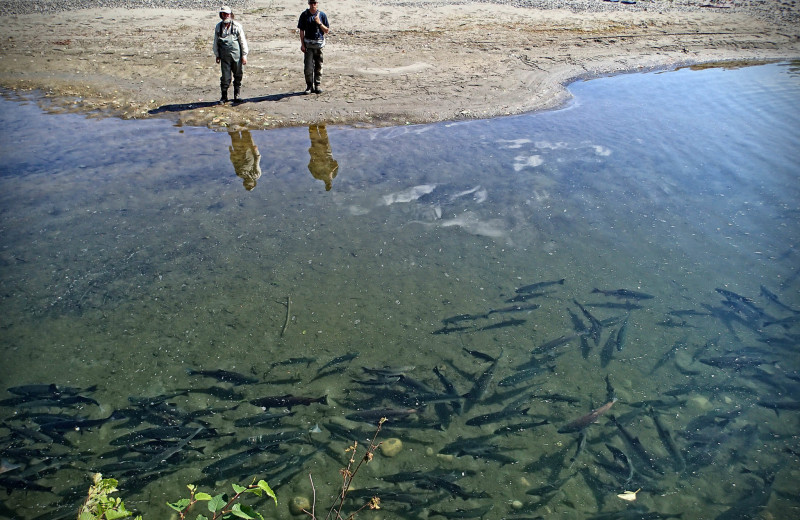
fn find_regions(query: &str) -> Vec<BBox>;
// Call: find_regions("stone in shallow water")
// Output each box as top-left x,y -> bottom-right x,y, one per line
380,437 -> 403,457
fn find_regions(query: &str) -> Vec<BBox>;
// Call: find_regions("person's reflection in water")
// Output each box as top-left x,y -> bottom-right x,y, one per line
307,124 -> 339,191
228,130 -> 262,191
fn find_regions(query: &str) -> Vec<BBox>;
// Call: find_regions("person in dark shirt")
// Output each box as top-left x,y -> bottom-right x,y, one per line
297,0 -> 329,94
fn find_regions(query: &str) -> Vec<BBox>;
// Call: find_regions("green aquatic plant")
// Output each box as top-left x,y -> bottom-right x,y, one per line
167,479 -> 277,520
78,473 -> 142,520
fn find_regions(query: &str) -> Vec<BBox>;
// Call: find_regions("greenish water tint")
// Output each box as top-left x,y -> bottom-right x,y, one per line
1,62 -> 798,519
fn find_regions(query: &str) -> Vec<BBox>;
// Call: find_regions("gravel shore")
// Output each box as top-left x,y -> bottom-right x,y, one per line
1,0 -> 798,129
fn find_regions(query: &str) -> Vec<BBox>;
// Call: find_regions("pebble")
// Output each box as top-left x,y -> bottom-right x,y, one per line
380,437 -> 403,457
289,496 -> 311,516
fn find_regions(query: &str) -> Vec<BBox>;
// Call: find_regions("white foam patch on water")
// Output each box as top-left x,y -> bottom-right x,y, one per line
593,145 -> 612,156
513,155 -> 544,171
382,184 -> 437,205
497,138 -> 531,149
535,140 -> 569,150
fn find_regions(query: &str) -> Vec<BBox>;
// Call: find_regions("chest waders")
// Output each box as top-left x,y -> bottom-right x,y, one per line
218,27 -> 243,102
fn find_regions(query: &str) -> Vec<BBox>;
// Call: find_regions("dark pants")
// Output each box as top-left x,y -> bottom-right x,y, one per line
303,47 -> 323,87
220,55 -> 243,90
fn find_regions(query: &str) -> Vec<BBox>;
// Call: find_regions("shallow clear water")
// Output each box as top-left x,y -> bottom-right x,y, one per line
1,62 -> 799,520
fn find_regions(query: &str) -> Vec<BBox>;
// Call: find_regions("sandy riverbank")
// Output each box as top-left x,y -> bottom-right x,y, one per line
1,0 -> 798,129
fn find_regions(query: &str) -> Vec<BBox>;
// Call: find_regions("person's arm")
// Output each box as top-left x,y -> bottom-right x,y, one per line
238,23 -> 248,65
298,14 -> 306,52
213,24 -> 221,63
317,13 -> 329,34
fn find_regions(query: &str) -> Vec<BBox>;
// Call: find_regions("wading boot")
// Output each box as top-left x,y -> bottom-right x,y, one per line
314,84 -> 322,94
220,88 -> 229,104
233,87 -> 242,104
304,83 -> 313,95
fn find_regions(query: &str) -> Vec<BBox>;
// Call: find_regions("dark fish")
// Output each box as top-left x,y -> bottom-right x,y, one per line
461,352 -> 502,413
428,504 -> 494,519
7,383 -> 97,398
515,278 -> 565,293
110,425 -> 222,446
12,395 -> 100,408
763,315 -> 800,328
588,302 -> 644,311
756,400 -> 800,413
465,406 -> 529,427
698,354 -> 766,370
233,410 -> 296,427
497,366 -> 551,387
531,334 -> 576,355
179,386 -> 245,401
432,325 -> 471,335
592,288 -> 654,300
250,394 -> 328,409
505,292 -> 549,303
186,368 -> 258,385
532,393 -> 580,404
603,443 -> 634,483
433,366 -> 462,419
491,303 -> 541,316
574,300 -> 602,346
493,419 -> 549,435
649,338 -> 688,374
362,366 -> 415,378
317,352 -> 359,372
36,411 -> 125,433
600,330 -> 617,368
568,431 -> 587,466
605,375 -> 617,402
648,407 -> 685,473
474,318 -> 526,331
558,399 -> 617,433
667,309 -> 713,317
760,285 -> 800,313
441,313 -> 486,324
462,348 -> 497,362
270,357 -> 315,369
615,314 -> 629,352
345,407 -> 417,423
714,471 -> 775,520
715,287 -> 755,304
416,476 -> 490,500
609,414 -> 663,475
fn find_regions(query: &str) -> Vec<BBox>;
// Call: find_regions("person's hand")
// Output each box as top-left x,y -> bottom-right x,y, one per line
301,43 -> 306,52
313,14 -> 320,24
242,57 -> 247,65
216,57 -> 221,64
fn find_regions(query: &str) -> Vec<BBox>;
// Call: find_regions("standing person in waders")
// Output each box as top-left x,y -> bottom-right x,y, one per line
298,0 -> 329,94
213,5 -> 249,104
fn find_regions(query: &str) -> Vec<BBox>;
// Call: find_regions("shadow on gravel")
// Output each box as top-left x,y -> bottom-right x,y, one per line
149,91 -> 306,114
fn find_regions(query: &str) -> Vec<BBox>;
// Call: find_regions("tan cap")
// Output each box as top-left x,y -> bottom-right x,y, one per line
219,6 -> 232,14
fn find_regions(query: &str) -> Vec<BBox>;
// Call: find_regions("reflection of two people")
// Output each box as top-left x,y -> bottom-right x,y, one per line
228,130 -> 262,191
307,124 -> 339,191
228,126 -> 338,191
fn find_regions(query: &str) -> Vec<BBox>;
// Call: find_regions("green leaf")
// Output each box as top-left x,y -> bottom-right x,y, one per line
230,503 -> 255,519
78,513 -> 95,520
167,498 -> 192,512
232,483 -> 246,494
105,509 -> 132,520
257,481 -> 277,506
238,504 -> 263,520
195,492 -> 213,501
208,494 -> 226,512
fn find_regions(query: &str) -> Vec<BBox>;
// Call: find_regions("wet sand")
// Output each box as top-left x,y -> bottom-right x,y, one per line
1,0 -> 798,129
